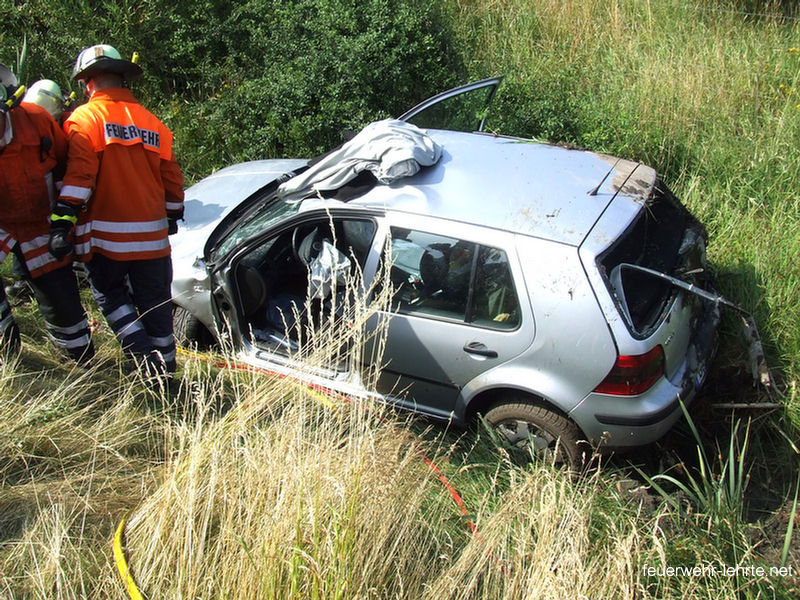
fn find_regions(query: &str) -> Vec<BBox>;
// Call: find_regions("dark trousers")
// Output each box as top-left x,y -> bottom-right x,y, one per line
1,246 -> 93,364
85,254 -> 176,373
0,277 -> 20,357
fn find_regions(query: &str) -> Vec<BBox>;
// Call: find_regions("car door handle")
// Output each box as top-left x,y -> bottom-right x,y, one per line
463,341 -> 498,358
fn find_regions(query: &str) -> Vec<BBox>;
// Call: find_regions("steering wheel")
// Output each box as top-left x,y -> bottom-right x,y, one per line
291,226 -> 326,266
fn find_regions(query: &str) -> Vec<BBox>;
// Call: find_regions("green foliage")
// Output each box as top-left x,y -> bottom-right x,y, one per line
783,472 -> 800,568
637,403 -> 752,531
1,0 -> 462,179
158,0 -> 461,171
487,70 -> 583,143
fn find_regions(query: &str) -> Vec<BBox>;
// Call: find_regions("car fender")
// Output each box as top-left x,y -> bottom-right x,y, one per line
455,361 -> 590,425
170,159 -> 307,335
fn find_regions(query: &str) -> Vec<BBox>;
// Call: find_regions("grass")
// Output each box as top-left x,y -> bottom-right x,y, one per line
0,262 -> 797,598
638,402 -> 753,530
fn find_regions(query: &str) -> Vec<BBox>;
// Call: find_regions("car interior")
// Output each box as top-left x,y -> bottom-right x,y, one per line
229,217 -> 377,358
387,229 -> 520,329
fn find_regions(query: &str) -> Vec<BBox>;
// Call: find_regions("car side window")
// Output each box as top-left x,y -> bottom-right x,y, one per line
386,227 -> 520,329
470,246 -> 520,329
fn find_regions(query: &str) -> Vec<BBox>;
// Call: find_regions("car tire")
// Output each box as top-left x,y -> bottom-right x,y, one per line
483,400 -> 590,471
173,305 -> 214,349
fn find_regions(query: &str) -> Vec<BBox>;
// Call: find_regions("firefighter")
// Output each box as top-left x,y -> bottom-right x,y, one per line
23,79 -> 79,125
23,79 -> 65,123
6,79 -> 67,303
51,45 -> 184,376
0,63 -> 93,364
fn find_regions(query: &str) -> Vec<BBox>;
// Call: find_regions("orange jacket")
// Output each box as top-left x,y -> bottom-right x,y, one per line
0,103 -> 72,277
59,88 -> 184,261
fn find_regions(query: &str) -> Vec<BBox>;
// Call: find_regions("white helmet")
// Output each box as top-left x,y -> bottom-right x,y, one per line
72,44 -> 142,82
23,79 -> 64,120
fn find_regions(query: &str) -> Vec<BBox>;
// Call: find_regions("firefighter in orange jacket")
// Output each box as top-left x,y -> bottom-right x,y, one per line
0,63 -> 93,364
51,45 -> 184,375
6,79 -> 69,303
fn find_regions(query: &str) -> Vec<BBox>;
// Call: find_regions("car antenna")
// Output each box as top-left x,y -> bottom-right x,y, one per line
587,158 -> 621,196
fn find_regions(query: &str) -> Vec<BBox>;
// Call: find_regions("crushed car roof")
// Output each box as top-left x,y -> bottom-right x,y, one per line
346,129 -> 657,246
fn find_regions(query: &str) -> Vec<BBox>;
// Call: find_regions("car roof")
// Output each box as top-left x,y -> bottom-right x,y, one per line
348,129 -> 657,246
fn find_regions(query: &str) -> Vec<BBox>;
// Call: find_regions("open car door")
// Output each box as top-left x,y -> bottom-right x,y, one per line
398,76 -> 502,132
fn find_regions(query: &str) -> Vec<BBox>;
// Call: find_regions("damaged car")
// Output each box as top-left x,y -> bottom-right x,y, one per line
170,78 -> 720,469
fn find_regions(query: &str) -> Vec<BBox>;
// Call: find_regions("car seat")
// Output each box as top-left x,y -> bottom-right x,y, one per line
419,246 -> 449,300
235,264 -> 267,319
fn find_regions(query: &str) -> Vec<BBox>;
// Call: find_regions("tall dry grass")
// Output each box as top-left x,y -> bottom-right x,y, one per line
0,356 -> 169,598
0,349 -> 795,597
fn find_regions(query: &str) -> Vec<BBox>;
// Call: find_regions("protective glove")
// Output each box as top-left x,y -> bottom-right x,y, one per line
48,201 -> 80,260
167,217 -> 179,236
48,219 -> 74,260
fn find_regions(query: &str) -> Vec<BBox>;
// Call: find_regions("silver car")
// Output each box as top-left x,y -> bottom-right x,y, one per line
170,79 -> 718,468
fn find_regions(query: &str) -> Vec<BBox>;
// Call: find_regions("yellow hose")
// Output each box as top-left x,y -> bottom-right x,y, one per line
113,516 -> 144,600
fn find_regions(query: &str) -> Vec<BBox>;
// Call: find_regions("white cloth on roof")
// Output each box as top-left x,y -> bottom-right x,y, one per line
276,118 -> 442,203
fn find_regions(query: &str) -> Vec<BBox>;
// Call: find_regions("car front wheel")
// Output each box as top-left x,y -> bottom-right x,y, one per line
483,400 -> 590,471
173,305 -> 214,349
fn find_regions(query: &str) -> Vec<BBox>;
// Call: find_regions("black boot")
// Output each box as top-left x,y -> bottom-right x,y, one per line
4,279 -> 33,305
1,321 -> 22,362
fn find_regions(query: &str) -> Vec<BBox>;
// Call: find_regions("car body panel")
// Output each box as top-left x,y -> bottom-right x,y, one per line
349,130 -> 656,247
497,235 -> 618,413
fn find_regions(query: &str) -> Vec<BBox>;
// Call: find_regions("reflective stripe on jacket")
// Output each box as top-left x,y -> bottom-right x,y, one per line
0,227 -> 72,279
0,104 -> 72,277
59,88 -> 184,261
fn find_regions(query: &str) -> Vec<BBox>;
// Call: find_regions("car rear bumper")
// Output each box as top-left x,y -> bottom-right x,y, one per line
569,297 -> 719,448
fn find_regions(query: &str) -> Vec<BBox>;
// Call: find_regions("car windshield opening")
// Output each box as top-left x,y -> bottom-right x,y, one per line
215,195 -> 302,258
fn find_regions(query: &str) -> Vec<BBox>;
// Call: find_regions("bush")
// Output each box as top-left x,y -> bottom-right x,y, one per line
162,0 -> 460,171
137,0 -> 464,175
1,0 -> 463,180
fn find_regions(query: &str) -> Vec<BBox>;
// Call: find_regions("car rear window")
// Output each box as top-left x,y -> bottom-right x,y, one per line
598,181 -> 689,334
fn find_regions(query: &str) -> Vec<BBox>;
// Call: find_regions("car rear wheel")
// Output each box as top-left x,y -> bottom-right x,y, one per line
483,401 -> 589,471
173,305 -> 214,349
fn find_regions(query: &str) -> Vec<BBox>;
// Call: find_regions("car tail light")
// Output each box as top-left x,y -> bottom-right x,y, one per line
594,346 -> 665,396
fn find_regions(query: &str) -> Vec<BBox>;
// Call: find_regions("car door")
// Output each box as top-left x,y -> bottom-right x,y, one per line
366,216 -> 534,421
398,76 -> 502,133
